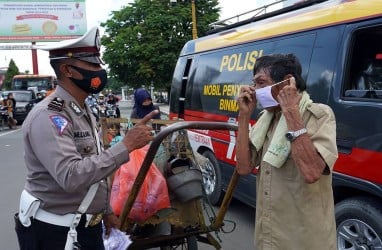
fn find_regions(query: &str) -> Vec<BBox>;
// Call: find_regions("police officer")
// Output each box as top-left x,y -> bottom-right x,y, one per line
15,27 -> 158,250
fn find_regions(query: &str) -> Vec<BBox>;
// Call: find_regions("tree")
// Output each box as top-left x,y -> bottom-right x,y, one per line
101,0 -> 220,90
107,76 -> 125,93
3,59 -> 19,90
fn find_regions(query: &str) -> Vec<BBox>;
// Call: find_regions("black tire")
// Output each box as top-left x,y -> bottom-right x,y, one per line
335,197 -> 382,250
160,236 -> 198,250
201,150 -> 223,205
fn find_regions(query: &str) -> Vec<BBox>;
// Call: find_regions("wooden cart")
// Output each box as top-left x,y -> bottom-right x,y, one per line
101,118 -> 240,250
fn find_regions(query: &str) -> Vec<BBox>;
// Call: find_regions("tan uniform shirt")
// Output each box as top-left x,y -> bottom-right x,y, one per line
22,86 -> 129,215
250,103 -> 338,250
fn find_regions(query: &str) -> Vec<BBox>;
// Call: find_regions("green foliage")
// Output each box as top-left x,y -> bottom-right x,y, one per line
106,76 -> 125,93
4,59 -> 19,90
101,0 -> 220,90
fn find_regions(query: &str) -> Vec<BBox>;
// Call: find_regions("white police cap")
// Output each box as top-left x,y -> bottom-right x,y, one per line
37,26 -> 103,64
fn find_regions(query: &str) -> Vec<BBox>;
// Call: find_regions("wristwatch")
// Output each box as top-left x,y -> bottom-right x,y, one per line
285,128 -> 307,142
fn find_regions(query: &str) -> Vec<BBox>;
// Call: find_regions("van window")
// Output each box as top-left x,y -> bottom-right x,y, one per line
344,25 -> 382,100
188,33 -> 316,119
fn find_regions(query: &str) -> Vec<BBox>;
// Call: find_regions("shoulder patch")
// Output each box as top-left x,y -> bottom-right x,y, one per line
69,101 -> 83,116
48,97 -> 65,112
50,115 -> 69,135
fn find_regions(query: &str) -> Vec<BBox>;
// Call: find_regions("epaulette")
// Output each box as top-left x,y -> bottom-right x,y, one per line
69,101 -> 83,116
306,103 -> 329,119
48,97 -> 65,112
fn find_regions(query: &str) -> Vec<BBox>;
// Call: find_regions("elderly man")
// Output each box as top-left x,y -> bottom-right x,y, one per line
236,54 -> 338,250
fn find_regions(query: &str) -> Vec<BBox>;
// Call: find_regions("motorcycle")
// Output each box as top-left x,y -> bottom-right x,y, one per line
0,105 -> 16,129
106,104 -> 119,118
0,105 -> 8,128
89,104 -> 99,122
98,103 -> 107,118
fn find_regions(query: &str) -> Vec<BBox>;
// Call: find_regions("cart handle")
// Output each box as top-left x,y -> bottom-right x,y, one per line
119,121 -> 238,231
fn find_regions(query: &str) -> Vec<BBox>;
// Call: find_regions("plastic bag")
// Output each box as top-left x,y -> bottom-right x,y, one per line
110,145 -> 171,223
102,224 -> 132,250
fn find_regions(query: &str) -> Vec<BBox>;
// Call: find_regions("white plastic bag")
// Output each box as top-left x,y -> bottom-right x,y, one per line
103,225 -> 132,250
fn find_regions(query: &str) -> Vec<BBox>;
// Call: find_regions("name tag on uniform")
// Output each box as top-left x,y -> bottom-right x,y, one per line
74,131 -> 91,138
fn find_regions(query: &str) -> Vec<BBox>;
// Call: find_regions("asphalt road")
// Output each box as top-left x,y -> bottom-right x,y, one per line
0,101 -> 255,250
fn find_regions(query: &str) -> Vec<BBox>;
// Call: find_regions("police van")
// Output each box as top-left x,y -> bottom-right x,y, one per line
169,0 -> 382,248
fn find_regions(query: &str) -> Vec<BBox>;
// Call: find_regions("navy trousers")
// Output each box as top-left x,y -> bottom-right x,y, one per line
14,213 -> 104,250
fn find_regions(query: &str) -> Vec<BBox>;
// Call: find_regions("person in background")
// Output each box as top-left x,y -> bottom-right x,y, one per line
107,123 -> 123,147
235,54 -> 338,250
97,93 -> 105,105
36,92 -> 44,103
5,92 -> 17,129
15,27 -> 158,250
85,94 -> 97,107
106,93 -> 120,118
131,88 -> 161,132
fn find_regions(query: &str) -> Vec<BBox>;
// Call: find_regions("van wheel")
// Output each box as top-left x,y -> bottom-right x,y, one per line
335,197 -> 382,250
201,150 -> 223,205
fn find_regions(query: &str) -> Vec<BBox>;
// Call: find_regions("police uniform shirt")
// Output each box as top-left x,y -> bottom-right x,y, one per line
22,85 -> 129,215
250,103 -> 338,250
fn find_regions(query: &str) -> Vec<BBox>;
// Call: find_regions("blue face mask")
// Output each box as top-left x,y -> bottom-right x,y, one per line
68,65 -> 107,94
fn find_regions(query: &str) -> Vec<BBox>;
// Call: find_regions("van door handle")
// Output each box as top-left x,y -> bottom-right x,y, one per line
337,139 -> 353,154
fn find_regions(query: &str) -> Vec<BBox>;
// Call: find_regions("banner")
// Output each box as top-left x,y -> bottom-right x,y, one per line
0,0 -> 87,42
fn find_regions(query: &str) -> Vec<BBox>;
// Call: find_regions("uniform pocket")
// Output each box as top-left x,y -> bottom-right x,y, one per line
74,139 -> 96,157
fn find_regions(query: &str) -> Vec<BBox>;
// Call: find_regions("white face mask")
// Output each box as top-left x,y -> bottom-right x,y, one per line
255,85 -> 279,109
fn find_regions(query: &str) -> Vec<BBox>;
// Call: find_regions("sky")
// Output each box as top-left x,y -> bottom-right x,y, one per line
0,0 -> 265,75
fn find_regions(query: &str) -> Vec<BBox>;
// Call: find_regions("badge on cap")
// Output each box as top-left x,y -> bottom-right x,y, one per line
50,115 -> 69,136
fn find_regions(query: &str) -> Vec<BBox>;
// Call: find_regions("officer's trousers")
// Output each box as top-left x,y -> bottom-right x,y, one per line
14,213 -> 104,250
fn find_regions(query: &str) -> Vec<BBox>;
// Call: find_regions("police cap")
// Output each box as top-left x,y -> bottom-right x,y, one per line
38,26 -> 104,64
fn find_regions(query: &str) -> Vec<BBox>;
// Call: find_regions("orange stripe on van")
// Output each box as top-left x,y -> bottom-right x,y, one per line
195,0 -> 382,53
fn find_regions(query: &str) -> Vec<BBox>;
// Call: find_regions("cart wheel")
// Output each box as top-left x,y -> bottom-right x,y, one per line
201,150 -> 223,205
160,236 -> 198,250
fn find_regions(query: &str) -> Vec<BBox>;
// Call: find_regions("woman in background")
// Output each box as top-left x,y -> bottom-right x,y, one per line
131,88 -> 161,132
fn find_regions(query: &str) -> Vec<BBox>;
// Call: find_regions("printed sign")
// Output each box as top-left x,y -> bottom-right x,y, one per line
0,0 -> 87,42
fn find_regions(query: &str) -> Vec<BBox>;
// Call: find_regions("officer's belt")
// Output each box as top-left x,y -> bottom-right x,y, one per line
34,208 -> 103,227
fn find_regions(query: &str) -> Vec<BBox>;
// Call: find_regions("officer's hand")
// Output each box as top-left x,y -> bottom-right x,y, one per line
103,213 -> 120,238
123,110 -> 159,152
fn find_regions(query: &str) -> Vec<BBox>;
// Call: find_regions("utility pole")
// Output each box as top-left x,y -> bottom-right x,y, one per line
170,0 -> 198,39
31,42 -> 39,74
191,0 -> 198,39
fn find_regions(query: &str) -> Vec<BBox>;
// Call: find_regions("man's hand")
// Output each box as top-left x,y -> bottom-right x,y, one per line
102,213 -> 120,238
277,76 -> 301,113
122,110 -> 159,152
237,85 -> 257,116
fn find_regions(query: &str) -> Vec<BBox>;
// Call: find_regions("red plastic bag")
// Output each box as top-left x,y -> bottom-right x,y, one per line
110,145 -> 171,223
